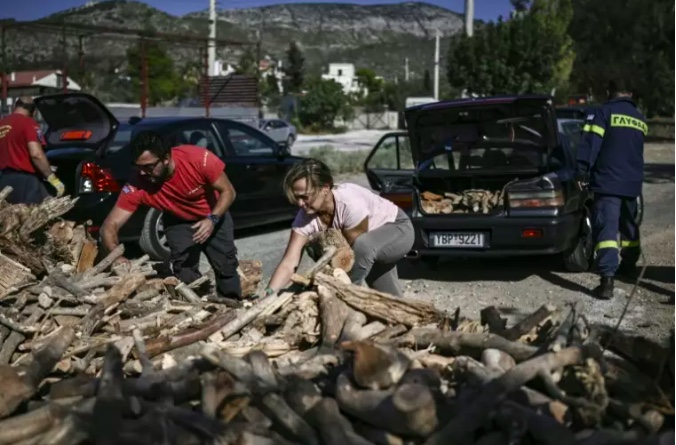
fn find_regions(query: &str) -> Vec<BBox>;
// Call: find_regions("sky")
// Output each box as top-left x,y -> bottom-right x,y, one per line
1,0 -> 515,22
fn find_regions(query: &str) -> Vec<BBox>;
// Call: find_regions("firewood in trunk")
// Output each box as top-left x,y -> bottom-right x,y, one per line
308,228 -> 355,273
318,284 -> 350,349
424,346 -> 595,445
314,273 -> 440,326
340,340 -> 411,390
400,327 -> 538,362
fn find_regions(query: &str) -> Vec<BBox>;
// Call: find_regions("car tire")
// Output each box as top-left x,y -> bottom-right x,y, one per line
562,209 -> 593,272
286,135 -> 295,148
139,208 -> 171,262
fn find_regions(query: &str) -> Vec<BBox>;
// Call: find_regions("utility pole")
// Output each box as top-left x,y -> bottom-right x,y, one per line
465,0 -> 474,37
208,0 -> 216,76
404,57 -> 409,82
433,29 -> 440,100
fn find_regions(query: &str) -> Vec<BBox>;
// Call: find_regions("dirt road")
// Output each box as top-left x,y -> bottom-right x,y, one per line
200,142 -> 674,342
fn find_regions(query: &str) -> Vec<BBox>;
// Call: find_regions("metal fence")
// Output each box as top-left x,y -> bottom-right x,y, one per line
0,20 -> 260,119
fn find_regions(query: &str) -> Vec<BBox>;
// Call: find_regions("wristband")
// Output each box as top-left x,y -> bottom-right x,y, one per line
207,213 -> 220,225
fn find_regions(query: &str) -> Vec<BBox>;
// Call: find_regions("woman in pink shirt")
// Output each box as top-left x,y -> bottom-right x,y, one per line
264,158 -> 415,297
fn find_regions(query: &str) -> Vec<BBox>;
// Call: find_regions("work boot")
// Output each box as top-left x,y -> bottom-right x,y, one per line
592,276 -> 614,300
617,262 -> 639,279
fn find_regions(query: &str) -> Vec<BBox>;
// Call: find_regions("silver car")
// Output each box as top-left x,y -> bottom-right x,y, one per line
259,118 -> 297,148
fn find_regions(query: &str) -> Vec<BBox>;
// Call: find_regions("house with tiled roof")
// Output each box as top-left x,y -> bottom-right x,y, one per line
2,69 -> 81,107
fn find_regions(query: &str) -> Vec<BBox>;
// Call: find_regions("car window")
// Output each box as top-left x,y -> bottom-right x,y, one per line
169,124 -> 221,156
217,122 -> 277,157
107,126 -> 133,154
367,135 -> 414,170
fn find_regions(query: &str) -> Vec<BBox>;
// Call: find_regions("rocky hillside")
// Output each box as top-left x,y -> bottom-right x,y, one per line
2,0 -> 477,99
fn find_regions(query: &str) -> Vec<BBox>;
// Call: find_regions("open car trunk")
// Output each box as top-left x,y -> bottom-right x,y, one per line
404,95 -> 559,217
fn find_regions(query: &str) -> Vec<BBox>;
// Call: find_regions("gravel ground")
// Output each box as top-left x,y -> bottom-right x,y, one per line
142,140 -> 674,345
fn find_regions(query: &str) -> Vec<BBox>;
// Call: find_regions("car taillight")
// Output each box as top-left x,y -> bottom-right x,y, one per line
508,190 -> 564,208
80,162 -> 120,193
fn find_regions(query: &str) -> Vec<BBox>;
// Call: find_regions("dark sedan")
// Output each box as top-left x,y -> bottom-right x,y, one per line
37,92 -> 305,261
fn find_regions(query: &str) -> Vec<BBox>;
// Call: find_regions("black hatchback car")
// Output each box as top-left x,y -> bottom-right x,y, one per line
364,95 -> 599,272
36,92 -> 305,261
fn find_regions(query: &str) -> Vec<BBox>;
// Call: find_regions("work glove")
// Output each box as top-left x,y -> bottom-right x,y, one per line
47,174 -> 66,198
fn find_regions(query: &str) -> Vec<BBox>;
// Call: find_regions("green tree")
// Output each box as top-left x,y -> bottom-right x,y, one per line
568,0 -> 674,116
445,0 -> 575,97
127,39 -> 181,105
235,48 -> 258,76
298,77 -> 353,130
285,42 -> 305,93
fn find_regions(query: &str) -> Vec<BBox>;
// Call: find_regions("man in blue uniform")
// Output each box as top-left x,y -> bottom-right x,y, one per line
576,80 -> 647,299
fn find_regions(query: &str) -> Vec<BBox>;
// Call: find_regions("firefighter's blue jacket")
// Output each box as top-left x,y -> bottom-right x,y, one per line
576,97 -> 647,197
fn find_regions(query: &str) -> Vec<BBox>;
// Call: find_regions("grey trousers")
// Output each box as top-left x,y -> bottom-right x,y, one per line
348,208 -> 415,297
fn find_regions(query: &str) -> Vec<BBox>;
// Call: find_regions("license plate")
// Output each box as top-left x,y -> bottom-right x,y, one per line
431,232 -> 486,248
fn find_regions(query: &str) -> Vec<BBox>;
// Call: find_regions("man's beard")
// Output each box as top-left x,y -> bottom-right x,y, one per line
147,164 -> 171,183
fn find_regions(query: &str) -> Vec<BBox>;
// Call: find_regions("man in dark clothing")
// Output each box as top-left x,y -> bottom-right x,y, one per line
0,96 -> 65,203
100,131 -> 242,300
576,80 -> 647,299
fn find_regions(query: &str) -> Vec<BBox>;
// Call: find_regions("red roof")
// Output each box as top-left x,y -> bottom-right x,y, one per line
5,70 -> 59,88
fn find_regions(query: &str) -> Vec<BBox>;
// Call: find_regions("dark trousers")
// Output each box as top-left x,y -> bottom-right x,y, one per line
0,170 -> 49,204
592,194 -> 641,277
163,212 -> 242,299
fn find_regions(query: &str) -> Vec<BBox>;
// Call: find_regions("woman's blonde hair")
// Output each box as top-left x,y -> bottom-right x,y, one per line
283,158 -> 334,204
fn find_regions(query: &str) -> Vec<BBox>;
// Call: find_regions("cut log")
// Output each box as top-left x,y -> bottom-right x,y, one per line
318,284 -> 350,349
307,228 -> 355,273
239,259 -> 263,297
314,273 -> 440,327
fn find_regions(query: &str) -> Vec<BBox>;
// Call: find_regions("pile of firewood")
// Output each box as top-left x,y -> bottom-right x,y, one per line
421,189 -> 506,214
0,191 -> 673,445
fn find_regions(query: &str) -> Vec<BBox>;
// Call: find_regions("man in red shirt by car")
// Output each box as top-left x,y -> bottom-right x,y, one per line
0,96 -> 65,203
100,131 -> 242,301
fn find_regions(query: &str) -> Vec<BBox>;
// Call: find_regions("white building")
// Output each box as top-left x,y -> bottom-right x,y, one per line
321,63 -> 363,95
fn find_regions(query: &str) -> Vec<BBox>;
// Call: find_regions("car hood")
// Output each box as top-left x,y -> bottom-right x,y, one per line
34,92 -> 119,150
403,95 -> 559,168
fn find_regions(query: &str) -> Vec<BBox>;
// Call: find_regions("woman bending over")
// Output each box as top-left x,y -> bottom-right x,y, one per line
264,158 -> 415,297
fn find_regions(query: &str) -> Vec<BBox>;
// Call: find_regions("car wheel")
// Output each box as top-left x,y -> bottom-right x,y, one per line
286,135 -> 295,148
139,207 -> 171,262
634,193 -> 644,226
563,210 -> 593,272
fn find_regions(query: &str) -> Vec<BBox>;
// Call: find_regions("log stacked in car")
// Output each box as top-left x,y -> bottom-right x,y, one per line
421,189 -> 507,214
0,189 -> 673,445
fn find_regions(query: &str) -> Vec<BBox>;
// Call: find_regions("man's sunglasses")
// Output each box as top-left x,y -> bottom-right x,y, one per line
135,158 -> 163,173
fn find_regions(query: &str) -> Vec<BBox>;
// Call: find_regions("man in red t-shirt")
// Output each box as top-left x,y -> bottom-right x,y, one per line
100,131 -> 242,300
0,96 -> 65,204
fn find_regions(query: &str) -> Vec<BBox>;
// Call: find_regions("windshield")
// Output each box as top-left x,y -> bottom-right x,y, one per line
415,109 -> 550,172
